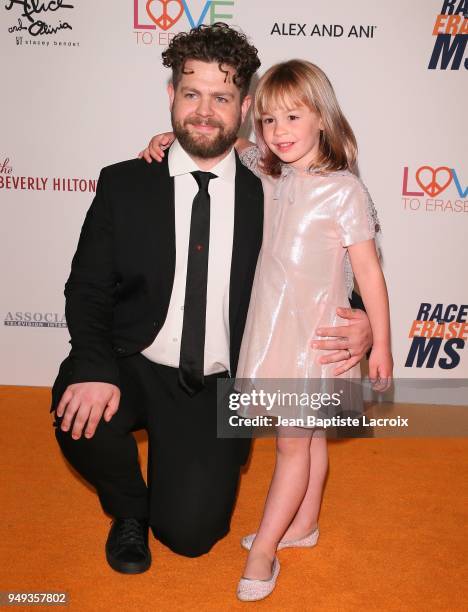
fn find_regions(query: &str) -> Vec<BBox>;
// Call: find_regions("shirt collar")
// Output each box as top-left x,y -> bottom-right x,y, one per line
168,139 -> 236,183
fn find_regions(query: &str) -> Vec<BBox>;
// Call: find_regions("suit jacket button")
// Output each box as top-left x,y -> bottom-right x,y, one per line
115,347 -> 125,354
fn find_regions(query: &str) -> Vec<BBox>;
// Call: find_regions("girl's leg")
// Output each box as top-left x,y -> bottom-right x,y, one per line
281,430 -> 328,541
243,427 -> 313,580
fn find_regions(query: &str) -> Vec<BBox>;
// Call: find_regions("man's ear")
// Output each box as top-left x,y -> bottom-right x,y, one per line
240,94 -> 252,123
167,82 -> 175,109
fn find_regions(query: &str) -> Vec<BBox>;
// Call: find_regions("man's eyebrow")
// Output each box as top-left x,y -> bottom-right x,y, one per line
180,86 -> 234,99
181,86 -> 200,94
212,91 -> 234,99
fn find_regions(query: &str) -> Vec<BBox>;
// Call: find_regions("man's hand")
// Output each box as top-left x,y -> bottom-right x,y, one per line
56,382 -> 120,440
311,307 -> 373,376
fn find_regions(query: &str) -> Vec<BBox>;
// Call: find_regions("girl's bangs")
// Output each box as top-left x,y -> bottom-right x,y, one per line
254,75 -> 309,118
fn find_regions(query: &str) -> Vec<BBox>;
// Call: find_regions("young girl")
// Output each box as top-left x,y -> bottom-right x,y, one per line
142,60 -> 392,602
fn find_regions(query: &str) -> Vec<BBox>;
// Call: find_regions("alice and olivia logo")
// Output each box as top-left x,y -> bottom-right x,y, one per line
0,158 -> 96,193
402,166 -> 467,213
134,0 -> 234,46
5,0 -> 79,47
428,0 -> 467,70
4,311 -> 67,328
405,303 -> 467,369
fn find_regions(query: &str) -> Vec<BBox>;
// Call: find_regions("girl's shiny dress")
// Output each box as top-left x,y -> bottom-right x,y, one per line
235,147 -> 380,423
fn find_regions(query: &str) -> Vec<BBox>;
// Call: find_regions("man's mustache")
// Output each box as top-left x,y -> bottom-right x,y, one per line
184,117 -> 224,129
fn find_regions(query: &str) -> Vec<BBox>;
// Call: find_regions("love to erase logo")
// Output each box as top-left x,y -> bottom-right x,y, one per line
134,0 -> 234,46
428,0 -> 467,70
405,303 -> 468,369
402,165 -> 467,213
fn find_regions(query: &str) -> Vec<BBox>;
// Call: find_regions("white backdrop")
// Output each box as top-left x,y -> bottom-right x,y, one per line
1,0 -> 467,396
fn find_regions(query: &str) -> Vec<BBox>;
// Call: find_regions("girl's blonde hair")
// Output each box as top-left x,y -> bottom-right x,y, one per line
253,59 -> 358,177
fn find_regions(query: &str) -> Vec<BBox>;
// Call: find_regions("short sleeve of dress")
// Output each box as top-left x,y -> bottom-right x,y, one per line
239,145 -> 263,179
335,176 -> 380,247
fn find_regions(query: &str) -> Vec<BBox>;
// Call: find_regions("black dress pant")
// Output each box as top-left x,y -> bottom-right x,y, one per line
51,353 -> 251,558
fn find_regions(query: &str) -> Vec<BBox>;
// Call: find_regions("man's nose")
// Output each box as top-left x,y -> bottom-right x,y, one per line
195,96 -> 214,116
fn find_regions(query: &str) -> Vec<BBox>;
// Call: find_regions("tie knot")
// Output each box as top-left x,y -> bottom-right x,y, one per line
191,171 -> 217,192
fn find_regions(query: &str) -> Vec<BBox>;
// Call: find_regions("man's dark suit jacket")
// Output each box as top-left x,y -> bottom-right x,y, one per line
63,153 -> 264,387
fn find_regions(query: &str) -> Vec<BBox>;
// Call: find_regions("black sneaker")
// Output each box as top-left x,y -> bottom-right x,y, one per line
105,518 -> 151,574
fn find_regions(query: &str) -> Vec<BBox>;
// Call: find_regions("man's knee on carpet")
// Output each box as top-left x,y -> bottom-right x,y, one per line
151,521 -> 229,558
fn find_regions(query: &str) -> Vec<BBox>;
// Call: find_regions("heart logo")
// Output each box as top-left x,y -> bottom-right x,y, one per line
146,0 -> 184,31
416,166 -> 453,197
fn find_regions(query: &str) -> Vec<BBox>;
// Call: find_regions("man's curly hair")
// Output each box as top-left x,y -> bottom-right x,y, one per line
162,22 -> 261,98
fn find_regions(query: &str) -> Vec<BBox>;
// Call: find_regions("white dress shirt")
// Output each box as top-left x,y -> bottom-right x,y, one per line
142,140 -> 236,374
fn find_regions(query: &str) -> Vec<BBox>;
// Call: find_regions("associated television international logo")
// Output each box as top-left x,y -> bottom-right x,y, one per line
402,165 -> 467,213
134,0 -> 234,46
4,311 -> 67,328
428,0 -> 467,70
405,303 -> 467,369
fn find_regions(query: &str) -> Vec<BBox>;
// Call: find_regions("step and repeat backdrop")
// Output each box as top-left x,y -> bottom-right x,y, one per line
1,1 -> 466,399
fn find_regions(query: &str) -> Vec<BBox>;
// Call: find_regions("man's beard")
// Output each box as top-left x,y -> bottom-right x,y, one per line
172,110 -> 240,159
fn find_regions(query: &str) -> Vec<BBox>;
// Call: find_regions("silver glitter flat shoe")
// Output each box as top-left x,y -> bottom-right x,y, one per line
237,556 -> 280,602
241,527 -> 319,551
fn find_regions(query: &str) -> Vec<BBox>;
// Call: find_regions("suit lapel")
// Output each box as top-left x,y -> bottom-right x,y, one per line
229,153 -> 260,337
145,156 -> 176,313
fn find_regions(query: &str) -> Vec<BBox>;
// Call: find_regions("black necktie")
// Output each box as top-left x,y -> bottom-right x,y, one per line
178,171 -> 217,396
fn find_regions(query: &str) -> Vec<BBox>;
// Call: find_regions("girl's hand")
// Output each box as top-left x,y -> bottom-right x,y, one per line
138,131 -> 175,163
368,346 -> 393,392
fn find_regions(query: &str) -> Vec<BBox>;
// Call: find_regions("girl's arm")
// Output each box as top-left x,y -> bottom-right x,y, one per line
347,239 -> 393,390
235,137 -> 256,153
138,133 -> 256,163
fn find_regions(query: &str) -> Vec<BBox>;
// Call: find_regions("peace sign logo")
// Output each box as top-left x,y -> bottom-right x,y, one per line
416,166 -> 453,197
146,0 -> 184,31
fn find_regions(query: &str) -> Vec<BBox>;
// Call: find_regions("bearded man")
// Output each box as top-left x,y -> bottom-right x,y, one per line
50,23 -> 372,574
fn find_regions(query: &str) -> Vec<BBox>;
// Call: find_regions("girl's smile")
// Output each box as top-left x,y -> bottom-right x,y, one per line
261,104 -> 324,172
274,141 -> 295,152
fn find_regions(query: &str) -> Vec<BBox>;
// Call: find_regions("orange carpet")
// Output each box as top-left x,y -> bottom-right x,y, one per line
0,385 -> 467,611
